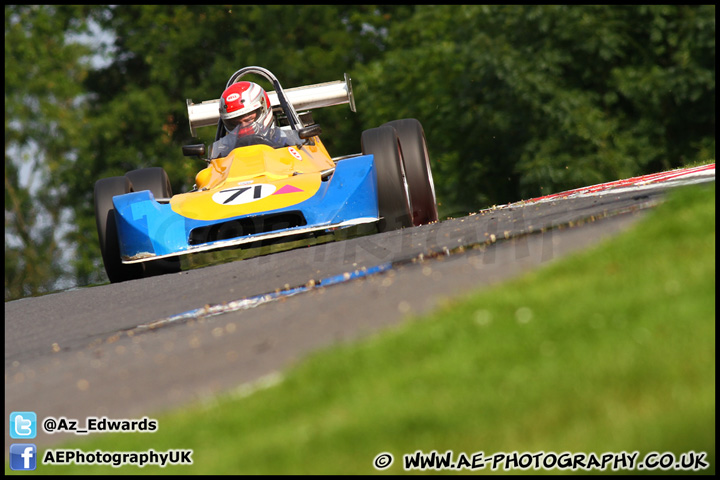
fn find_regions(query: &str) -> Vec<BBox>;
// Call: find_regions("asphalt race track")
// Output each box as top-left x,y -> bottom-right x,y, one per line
4,165 -> 715,449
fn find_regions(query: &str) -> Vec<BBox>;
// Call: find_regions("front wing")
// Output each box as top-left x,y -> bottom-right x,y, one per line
113,154 -> 378,264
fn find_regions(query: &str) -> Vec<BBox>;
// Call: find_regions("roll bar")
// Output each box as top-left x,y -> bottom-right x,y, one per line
186,67 -> 355,137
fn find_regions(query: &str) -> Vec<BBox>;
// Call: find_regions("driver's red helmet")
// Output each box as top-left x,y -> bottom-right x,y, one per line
219,81 -> 273,136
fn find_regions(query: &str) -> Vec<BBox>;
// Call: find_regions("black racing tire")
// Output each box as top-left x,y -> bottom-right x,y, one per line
361,126 -> 413,232
382,119 -> 438,226
94,176 -> 144,283
124,167 -> 182,277
125,167 -> 172,199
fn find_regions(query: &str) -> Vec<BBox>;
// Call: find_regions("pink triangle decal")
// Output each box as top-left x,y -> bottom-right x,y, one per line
273,184 -> 304,195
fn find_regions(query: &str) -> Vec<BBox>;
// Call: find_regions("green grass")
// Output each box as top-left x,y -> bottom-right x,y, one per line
681,159 -> 715,169
8,183 -> 715,475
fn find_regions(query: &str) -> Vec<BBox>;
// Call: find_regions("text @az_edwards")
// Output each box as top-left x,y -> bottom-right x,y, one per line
42,416 -> 157,434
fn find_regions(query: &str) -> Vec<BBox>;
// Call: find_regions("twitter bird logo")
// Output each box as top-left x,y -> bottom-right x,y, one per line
10,412 -> 37,439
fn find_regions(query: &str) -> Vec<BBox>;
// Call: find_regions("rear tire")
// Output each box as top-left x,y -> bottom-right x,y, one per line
94,176 -> 144,283
383,119 -> 438,226
125,167 -> 172,199
124,168 -> 181,277
361,126 -> 413,232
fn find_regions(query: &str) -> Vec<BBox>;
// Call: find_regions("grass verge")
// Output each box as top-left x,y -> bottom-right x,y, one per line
7,183 -> 715,475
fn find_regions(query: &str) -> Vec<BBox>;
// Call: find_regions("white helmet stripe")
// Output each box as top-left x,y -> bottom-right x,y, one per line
220,81 -> 273,133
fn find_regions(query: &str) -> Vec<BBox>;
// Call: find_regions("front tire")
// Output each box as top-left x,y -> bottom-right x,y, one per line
361,126 -> 413,232
94,176 -> 144,283
383,119 -> 438,226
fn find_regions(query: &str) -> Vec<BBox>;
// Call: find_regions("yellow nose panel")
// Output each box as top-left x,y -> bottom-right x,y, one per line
171,173 -> 320,221
170,144 -> 330,221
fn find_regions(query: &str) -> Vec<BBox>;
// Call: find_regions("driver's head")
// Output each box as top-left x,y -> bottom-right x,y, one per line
219,81 -> 273,136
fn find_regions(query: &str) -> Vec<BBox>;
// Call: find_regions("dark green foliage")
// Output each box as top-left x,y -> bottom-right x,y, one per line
357,5 -> 715,212
5,5 -> 96,298
4,5 -> 715,299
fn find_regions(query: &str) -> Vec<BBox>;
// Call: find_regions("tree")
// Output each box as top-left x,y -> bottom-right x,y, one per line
5,5 -> 96,299
356,5 -> 715,213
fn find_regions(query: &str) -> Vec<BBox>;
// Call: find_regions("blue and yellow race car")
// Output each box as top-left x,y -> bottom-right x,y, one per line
94,66 -> 437,282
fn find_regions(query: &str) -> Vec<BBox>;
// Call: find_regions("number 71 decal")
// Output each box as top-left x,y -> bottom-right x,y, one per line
211,183 -> 304,205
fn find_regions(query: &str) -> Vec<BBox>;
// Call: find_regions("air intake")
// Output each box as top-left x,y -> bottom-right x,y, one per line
189,211 -> 307,245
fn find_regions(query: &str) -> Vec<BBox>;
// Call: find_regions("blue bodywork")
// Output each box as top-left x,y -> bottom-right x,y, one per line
112,154 -> 379,262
